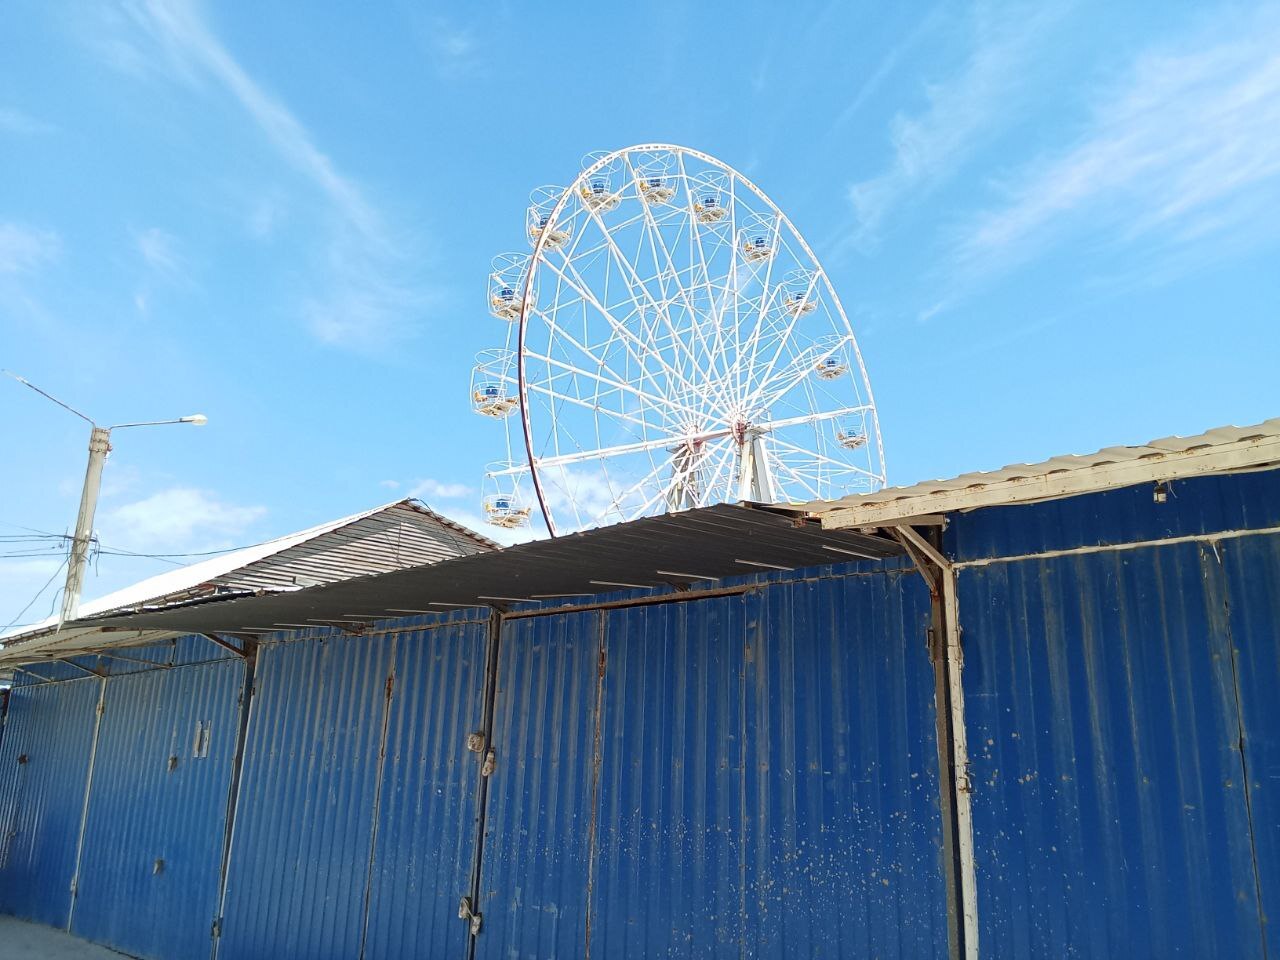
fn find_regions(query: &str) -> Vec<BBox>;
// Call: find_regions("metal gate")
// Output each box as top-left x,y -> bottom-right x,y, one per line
471,570 -> 947,958
215,618 -> 489,960
0,677 -> 102,927
69,658 -> 245,959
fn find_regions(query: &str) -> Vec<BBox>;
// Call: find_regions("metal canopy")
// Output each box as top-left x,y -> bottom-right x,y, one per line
48,504 -> 902,639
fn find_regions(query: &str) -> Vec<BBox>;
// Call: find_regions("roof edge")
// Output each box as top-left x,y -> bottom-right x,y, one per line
817,428 -> 1280,529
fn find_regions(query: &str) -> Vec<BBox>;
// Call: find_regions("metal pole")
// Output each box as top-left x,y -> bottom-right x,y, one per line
60,425 -> 111,627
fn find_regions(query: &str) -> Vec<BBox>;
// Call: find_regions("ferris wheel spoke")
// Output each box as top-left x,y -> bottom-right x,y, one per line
754,404 -> 873,434
523,346 -> 705,426
527,428 -> 732,471
697,437 -> 741,507
573,190 -> 684,344
521,378 -> 662,433
621,154 -> 722,402
583,453 -> 677,528
737,212 -> 784,405
749,337 -> 851,412
742,252 -> 819,407
766,434 -> 878,481
674,151 -> 736,406
749,264 -> 823,405
764,455 -> 824,502
537,254 -> 704,406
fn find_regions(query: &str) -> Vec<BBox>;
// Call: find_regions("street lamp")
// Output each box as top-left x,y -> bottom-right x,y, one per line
4,372 -> 206,627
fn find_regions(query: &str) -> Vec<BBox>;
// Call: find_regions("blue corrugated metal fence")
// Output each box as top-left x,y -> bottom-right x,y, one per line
0,676 -> 102,927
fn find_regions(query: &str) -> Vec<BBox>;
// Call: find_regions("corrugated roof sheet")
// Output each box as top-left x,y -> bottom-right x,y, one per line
801,418 -> 1280,528
0,505 -> 905,666
0,500 -> 495,650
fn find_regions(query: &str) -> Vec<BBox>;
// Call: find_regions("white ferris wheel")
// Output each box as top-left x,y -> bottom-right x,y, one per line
472,144 -> 886,536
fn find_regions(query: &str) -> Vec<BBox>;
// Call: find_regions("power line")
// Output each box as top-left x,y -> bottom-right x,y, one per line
1,555 -> 70,635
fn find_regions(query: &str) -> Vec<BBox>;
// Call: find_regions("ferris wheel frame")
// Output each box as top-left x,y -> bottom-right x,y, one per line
510,143 -> 885,537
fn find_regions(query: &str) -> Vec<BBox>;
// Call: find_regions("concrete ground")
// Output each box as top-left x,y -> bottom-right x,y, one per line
0,916 -> 131,959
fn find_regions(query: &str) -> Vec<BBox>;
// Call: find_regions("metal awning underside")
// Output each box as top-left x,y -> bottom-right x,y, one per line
10,505 -> 901,652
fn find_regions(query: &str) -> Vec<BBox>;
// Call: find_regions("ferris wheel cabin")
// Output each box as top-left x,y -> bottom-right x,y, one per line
471,350 -> 519,418
489,254 -> 533,322
483,493 -> 532,528
815,355 -> 848,380
527,187 -> 571,249
580,174 -> 619,212
694,192 -> 727,223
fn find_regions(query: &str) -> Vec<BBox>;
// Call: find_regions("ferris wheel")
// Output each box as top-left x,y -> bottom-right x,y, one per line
472,144 -> 886,536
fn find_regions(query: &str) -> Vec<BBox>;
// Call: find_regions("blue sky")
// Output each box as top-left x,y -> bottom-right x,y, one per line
2,0 -> 1278,627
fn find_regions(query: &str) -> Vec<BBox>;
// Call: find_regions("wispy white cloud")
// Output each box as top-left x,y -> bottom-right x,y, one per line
247,195 -> 284,239
423,17 -> 484,79
828,10 -> 945,138
102,486 -> 266,552
0,107 -> 55,136
135,226 -> 182,274
952,11 -> 1280,276
408,478 -> 473,500
848,3 -> 1066,244
0,223 -> 61,274
99,0 -> 428,348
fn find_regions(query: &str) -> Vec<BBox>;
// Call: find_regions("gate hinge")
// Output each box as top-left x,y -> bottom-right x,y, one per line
481,748 -> 496,777
466,731 -> 486,754
459,895 -> 483,935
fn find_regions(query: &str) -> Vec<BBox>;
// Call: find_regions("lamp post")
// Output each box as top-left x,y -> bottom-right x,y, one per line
4,372 -> 206,627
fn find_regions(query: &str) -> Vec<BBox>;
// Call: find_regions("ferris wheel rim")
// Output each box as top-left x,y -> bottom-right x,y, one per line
513,143 -> 886,537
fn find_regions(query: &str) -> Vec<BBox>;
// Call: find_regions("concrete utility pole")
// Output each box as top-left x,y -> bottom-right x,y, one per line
4,372 -> 206,628
62,425 -> 112,624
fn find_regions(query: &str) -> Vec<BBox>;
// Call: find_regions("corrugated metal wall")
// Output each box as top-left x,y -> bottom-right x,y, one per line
958,538 -> 1273,957
3,468 -> 1275,960
740,572 -> 947,958
1221,532 -> 1280,958
362,618 -> 488,959
216,617 -> 489,960
477,611 -> 601,958
69,658 -> 245,959
0,676 -> 102,927
593,595 -> 748,957
947,469 -> 1280,563
216,632 -> 399,960
477,570 -> 946,959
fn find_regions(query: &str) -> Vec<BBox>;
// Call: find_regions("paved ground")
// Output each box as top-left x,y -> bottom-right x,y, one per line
0,916 -> 131,959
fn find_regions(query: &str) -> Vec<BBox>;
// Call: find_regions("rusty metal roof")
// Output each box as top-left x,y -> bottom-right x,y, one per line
0,504 -> 903,665
801,418 -> 1280,529
0,500 -> 495,655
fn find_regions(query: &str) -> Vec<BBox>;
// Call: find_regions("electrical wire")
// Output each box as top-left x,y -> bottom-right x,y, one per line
1,555 -> 70,635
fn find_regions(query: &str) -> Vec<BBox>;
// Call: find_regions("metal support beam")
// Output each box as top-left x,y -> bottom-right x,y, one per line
893,524 -> 979,960
66,676 -> 107,932
464,609 -> 505,959
202,634 -> 248,658
56,659 -> 104,679
211,640 -> 258,958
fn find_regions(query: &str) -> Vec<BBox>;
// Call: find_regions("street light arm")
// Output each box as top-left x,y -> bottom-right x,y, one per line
109,414 -> 208,430
3,370 -> 95,425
